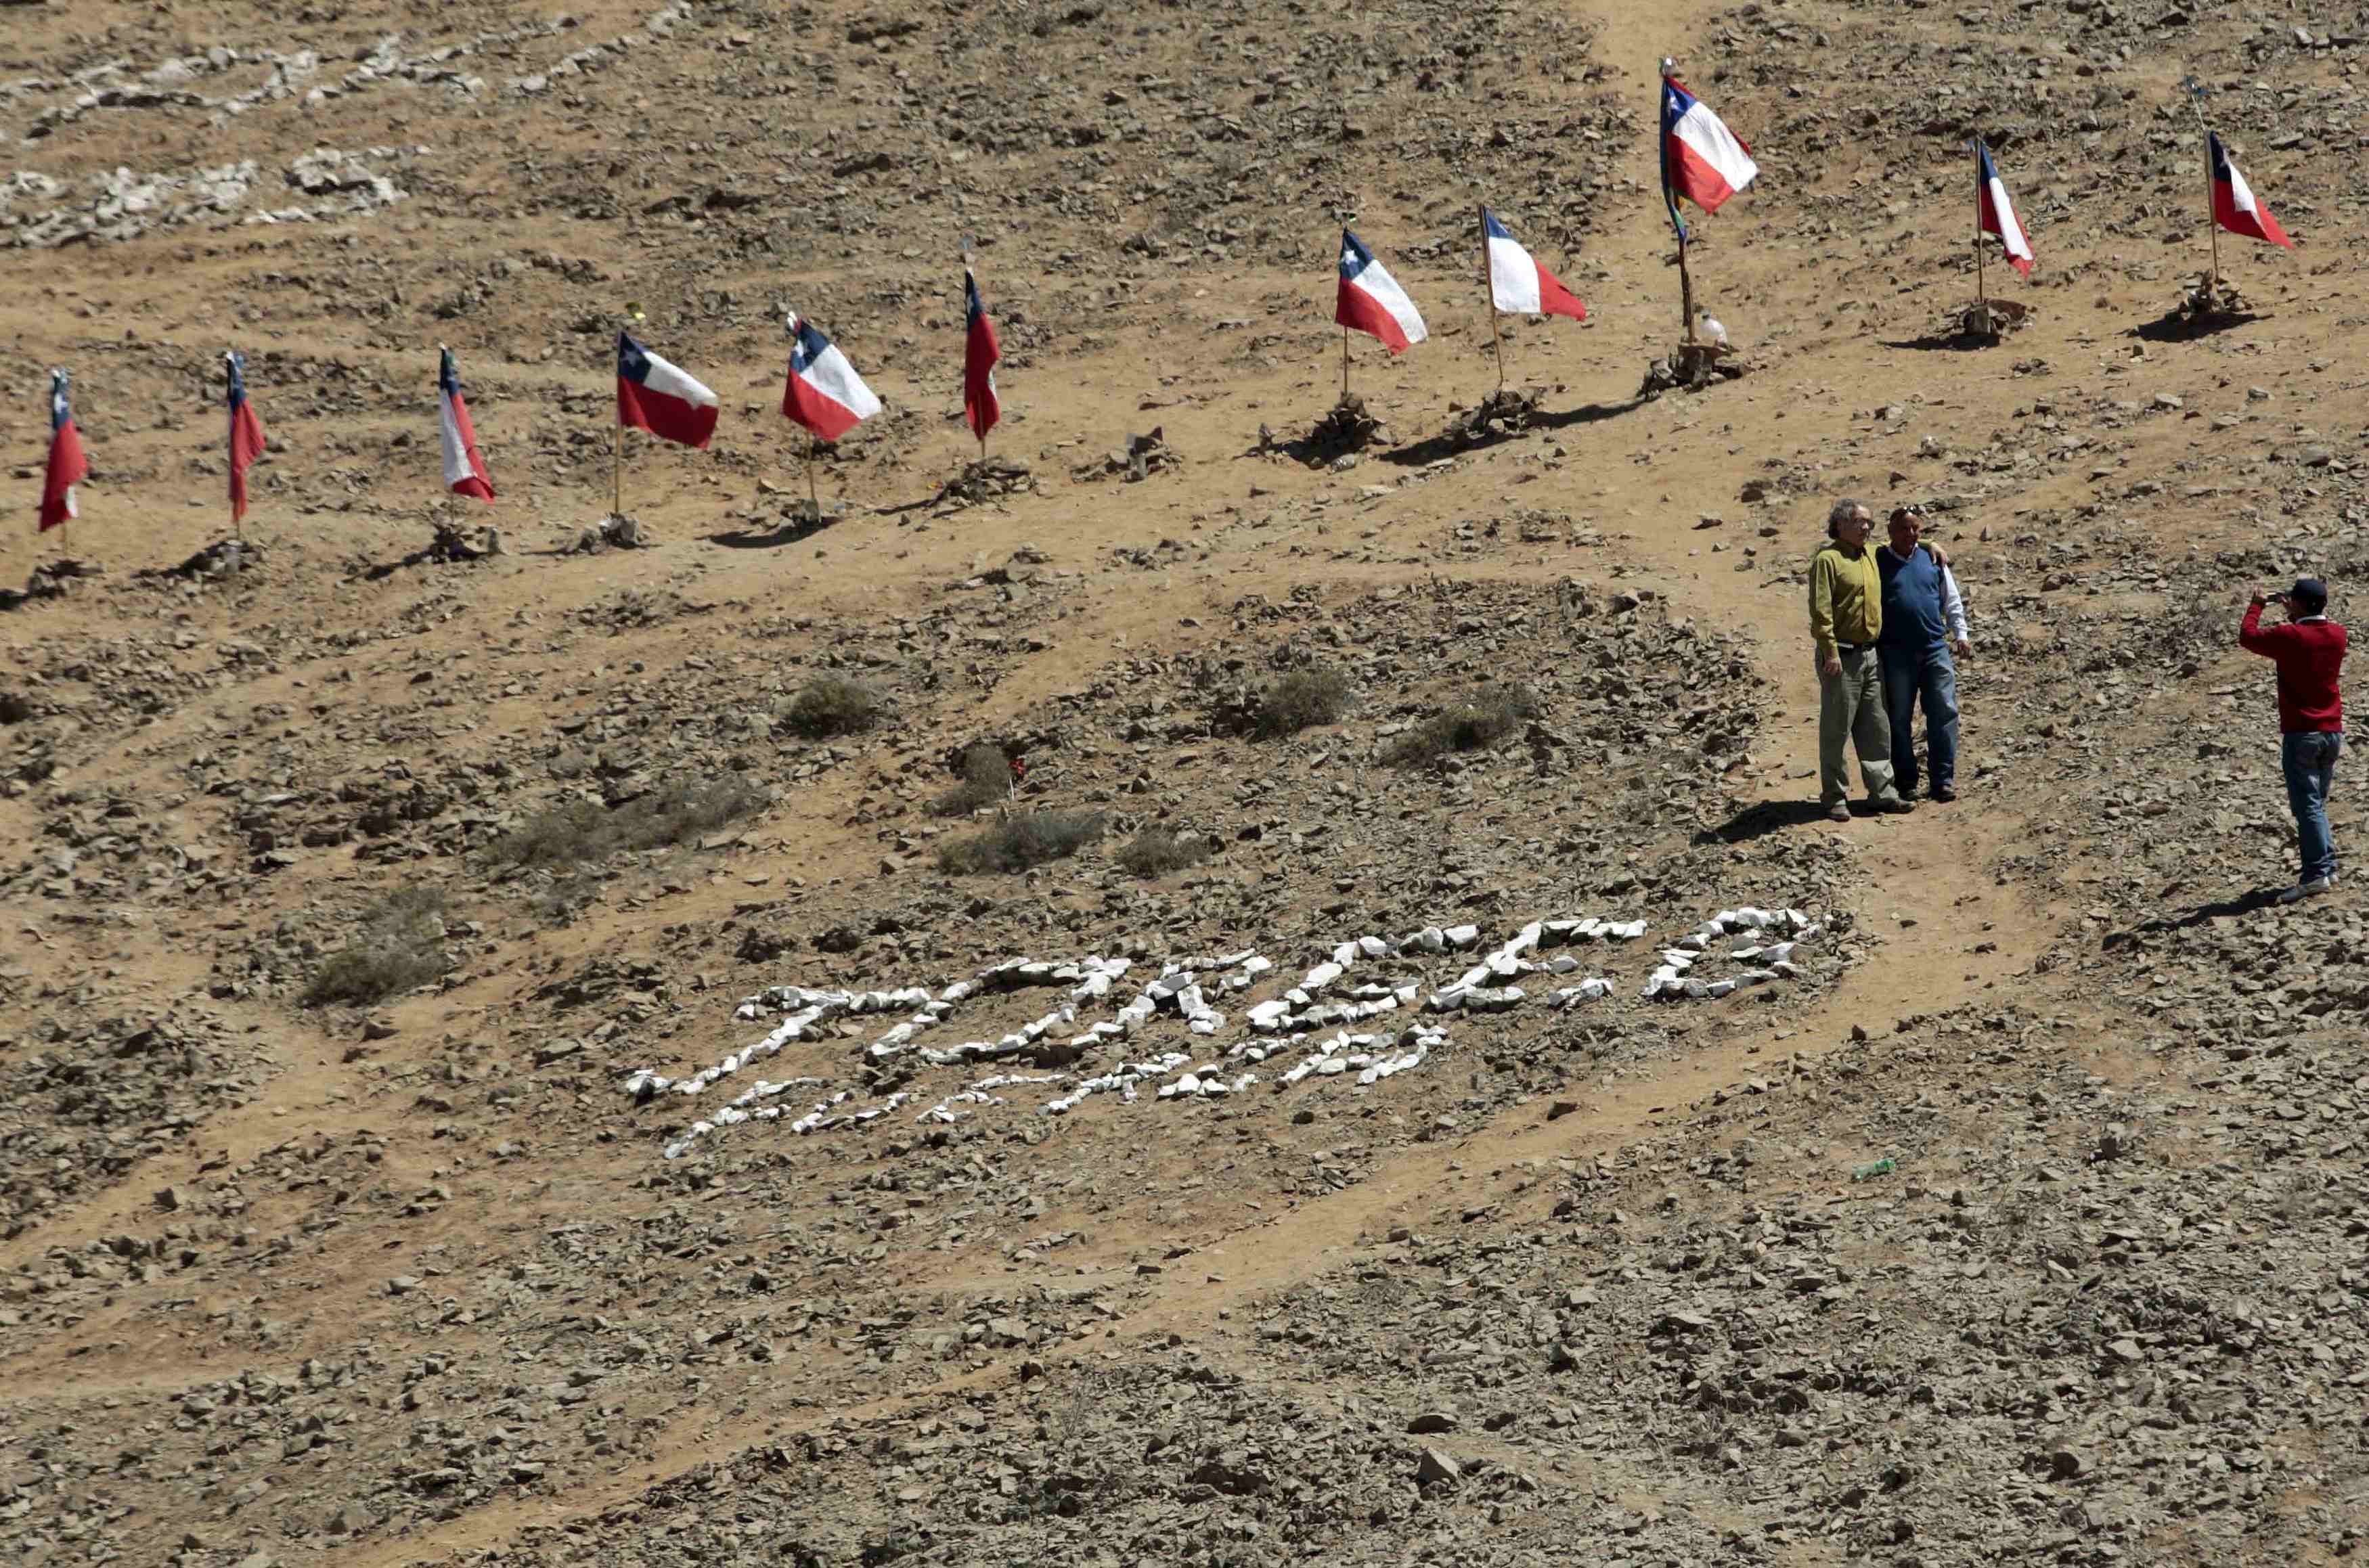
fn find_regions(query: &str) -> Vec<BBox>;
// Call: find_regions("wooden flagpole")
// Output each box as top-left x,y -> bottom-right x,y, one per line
1481,204 -> 1506,389
1660,59 -> 1697,346
1677,230 -> 1696,344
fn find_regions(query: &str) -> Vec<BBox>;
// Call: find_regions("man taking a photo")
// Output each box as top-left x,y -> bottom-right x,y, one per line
2240,577 -> 2346,902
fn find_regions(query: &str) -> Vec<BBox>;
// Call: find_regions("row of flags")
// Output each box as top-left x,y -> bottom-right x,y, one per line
30,81 -> 2299,536
36,269 -> 1007,533
612,265 -> 1000,459
1333,207 -> 1588,363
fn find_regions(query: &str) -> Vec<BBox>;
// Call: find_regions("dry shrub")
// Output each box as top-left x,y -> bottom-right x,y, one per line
782,674 -> 884,738
489,777 -> 766,869
1386,683 -> 1539,766
1114,827 -> 1212,878
931,744 -> 1012,817
937,809 -> 1106,874
303,887 -> 453,1008
1252,666 -> 1351,738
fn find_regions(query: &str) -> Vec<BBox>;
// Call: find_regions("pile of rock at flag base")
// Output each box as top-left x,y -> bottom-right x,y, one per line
1294,394 -> 1394,466
930,457 -> 1034,514
23,59 -> 2302,554
1072,428 -> 1180,484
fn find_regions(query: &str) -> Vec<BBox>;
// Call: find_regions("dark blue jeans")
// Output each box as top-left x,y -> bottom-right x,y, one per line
1880,642 -> 1959,794
2282,730 -> 2343,884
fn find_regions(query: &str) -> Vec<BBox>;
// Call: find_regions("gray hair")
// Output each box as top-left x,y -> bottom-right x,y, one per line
1827,498 -> 1868,529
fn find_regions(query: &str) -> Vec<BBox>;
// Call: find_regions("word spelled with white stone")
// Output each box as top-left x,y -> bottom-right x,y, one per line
619,908 -> 1821,1160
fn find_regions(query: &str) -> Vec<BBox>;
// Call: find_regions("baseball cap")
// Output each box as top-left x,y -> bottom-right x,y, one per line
2291,577 -> 2329,612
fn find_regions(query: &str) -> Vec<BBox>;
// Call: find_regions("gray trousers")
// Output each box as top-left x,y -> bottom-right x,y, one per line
1819,646 -> 1901,805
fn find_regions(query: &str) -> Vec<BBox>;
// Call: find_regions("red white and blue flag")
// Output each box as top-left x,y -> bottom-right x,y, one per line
963,267 -> 1000,442
781,312 -> 883,443
1661,76 -> 1758,218
40,368 -> 85,534
1334,228 -> 1427,355
2210,133 -> 2293,249
1976,141 -> 2035,277
437,348 -> 495,501
1483,209 -> 1587,321
225,351 -> 266,524
617,331 -> 719,449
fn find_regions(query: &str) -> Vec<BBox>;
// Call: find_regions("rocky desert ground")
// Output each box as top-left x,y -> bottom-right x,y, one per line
3,0 -> 2368,1565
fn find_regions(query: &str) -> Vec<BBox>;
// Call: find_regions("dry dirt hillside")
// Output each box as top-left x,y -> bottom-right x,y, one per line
3,0 -> 2368,1565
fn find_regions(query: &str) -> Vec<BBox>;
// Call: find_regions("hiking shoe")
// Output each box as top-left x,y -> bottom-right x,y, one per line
1825,801 -> 1851,823
2278,876 -> 2333,904
1876,797 -> 1916,815
1931,783 -> 1957,803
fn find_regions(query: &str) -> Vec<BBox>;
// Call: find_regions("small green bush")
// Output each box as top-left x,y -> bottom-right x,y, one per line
931,744 -> 1012,817
1386,683 -> 1540,767
937,809 -> 1107,874
1251,666 -> 1352,739
1114,827 -> 1212,878
489,777 -> 766,870
782,674 -> 883,738
303,887 -> 453,1008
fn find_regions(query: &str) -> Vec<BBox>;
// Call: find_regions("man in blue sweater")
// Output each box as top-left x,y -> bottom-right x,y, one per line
1876,508 -> 1972,801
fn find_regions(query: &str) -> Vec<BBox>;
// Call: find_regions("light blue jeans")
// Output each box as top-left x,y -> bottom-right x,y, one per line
2282,730 -> 2343,884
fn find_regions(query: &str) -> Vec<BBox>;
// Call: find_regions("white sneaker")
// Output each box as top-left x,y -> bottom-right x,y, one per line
2278,876 -> 2333,904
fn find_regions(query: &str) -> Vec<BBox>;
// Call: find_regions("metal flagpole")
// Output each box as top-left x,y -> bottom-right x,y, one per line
2180,76 -> 2219,296
1660,59 -> 1696,344
224,352 -> 236,542
1340,325 -> 1350,399
54,367 -> 67,559
617,303 -> 645,519
1972,140 -> 1989,330
1481,204 -> 1506,389
806,438 -> 820,514
963,242 -> 987,464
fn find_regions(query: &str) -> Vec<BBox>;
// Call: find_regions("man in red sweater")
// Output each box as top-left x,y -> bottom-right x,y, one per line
2240,577 -> 2347,901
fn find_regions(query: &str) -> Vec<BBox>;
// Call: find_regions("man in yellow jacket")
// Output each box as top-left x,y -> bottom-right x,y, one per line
1810,499 -> 1915,822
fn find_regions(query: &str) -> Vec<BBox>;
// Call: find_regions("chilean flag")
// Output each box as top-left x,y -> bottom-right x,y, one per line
780,312 -> 883,443
1661,76 -> 1758,215
437,348 -> 495,501
2210,133 -> 2293,249
617,331 -> 719,449
1334,228 -> 1427,354
962,267 -> 1000,442
39,369 -> 85,534
226,351 -> 266,524
1483,209 -> 1587,321
1976,141 -> 2035,277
